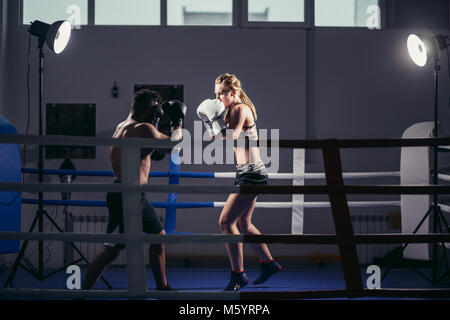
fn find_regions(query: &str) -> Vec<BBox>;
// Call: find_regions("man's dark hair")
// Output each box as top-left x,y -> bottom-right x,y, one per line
132,89 -> 162,115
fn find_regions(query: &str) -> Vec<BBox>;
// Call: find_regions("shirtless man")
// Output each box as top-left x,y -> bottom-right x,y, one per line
81,89 -> 186,291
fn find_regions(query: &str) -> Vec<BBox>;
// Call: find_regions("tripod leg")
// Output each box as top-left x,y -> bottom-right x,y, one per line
381,206 -> 433,282
439,210 -> 450,282
21,256 -> 39,276
43,211 -> 90,262
3,213 -> 40,287
436,207 -> 450,282
38,210 -> 44,279
412,206 -> 434,234
437,209 -> 450,234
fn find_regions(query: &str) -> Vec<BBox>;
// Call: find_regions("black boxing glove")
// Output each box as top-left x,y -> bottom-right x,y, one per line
150,149 -> 165,161
153,104 -> 164,129
162,100 -> 187,129
157,113 -> 172,136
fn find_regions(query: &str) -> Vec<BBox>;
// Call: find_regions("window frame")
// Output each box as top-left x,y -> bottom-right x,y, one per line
93,0 -> 162,27
240,0 -> 312,29
19,0 -> 386,30
164,0 -> 235,28
20,0 -> 90,26
313,0 -> 385,30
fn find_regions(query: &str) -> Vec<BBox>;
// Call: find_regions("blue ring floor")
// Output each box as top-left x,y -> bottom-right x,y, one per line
1,265 -> 450,300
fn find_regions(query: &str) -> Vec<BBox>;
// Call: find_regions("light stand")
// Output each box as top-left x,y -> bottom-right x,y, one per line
430,56 -> 450,283
382,34 -> 450,284
37,32 -> 45,279
4,21 -> 111,289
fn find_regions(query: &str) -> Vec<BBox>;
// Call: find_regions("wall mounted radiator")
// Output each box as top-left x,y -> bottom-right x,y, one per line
69,212 -> 401,266
351,213 -> 401,265
71,214 -> 136,266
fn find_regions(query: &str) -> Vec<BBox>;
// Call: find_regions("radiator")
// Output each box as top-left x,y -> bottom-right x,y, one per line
71,213 -> 400,266
351,213 -> 400,265
71,214 -> 151,266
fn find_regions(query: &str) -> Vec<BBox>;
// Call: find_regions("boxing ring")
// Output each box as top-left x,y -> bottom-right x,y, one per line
19,161 -> 401,234
1,133 -> 450,299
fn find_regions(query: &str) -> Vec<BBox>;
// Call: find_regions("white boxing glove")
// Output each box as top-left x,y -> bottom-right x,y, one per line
197,99 -> 227,136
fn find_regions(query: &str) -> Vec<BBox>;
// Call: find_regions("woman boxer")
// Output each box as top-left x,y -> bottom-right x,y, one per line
199,73 -> 282,291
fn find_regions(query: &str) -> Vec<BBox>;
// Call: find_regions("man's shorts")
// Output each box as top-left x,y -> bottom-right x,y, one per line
105,187 -> 164,249
234,160 -> 268,186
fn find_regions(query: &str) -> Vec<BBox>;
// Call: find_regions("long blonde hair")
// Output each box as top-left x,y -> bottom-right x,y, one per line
215,73 -> 257,122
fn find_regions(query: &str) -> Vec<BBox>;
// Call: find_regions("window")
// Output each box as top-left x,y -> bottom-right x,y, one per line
22,0 -> 88,26
315,0 -> 380,28
248,0 -> 305,23
95,0 -> 160,25
21,0 -> 382,29
167,0 -> 233,26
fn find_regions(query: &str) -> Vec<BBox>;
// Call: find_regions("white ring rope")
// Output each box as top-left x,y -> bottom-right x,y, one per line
438,203 -> 450,213
214,201 -> 401,208
438,173 -> 450,182
214,171 -> 401,179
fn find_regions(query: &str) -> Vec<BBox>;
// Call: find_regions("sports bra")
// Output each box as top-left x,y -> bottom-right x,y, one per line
224,104 -> 256,132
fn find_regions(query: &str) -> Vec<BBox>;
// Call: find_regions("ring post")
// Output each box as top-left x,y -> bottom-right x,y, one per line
121,144 -> 147,298
322,140 -> 363,297
165,152 -> 180,234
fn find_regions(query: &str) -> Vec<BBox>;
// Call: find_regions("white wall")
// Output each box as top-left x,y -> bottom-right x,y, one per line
2,0 -> 309,267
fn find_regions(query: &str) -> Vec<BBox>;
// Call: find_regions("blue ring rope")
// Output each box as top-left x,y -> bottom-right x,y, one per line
21,166 -> 216,234
22,198 -> 214,209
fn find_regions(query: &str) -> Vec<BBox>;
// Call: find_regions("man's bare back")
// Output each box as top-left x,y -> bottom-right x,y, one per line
110,117 -> 161,184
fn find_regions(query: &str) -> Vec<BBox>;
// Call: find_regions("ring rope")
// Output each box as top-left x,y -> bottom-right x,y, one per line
0,288 -> 239,300
3,182 -> 450,195
2,134 -> 450,298
21,198 -> 401,209
1,288 -> 450,300
23,167 -> 401,180
0,231 -> 449,244
3,133 -> 450,149
438,173 -> 450,182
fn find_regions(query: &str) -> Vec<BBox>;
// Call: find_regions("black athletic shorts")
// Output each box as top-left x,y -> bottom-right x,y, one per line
105,183 -> 164,249
234,161 -> 268,186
